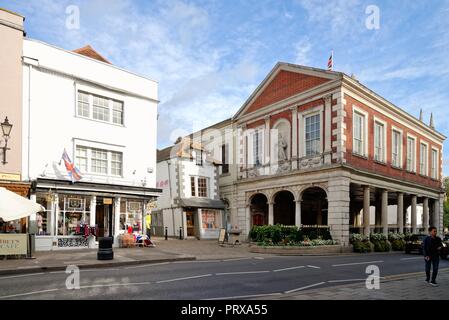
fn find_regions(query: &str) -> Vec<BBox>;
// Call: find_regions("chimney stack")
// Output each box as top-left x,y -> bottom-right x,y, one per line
430,112 -> 434,129
419,109 -> 423,121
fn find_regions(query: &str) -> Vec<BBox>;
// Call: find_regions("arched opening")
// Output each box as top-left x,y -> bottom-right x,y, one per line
273,191 -> 295,225
250,193 -> 268,226
301,187 -> 328,225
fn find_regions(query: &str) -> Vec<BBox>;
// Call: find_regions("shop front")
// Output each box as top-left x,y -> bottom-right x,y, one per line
31,178 -> 160,251
179,198 -> 225,240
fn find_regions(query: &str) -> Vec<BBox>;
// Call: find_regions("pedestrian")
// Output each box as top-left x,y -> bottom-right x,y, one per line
423,226 -> 443,286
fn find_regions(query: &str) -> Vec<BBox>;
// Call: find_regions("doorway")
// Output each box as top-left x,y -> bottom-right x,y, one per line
186,210 -> 195,237
96,203 -> 113,237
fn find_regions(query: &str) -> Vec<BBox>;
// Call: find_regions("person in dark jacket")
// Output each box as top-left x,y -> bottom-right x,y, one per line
423,226 -> 443,286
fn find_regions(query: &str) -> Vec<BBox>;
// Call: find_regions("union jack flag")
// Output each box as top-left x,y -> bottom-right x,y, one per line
62,149 -> 82,183
327,50 -> 333,71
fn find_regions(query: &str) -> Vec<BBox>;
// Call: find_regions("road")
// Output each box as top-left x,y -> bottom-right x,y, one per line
0,252 -> 447,300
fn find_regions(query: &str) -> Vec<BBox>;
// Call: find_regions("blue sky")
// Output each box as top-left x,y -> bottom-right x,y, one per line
2,0 -> 449,174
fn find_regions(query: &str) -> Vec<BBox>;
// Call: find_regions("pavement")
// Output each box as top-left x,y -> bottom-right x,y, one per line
2,239 -> 449,300
258,268 -> 449,300
0,237 -> 262,275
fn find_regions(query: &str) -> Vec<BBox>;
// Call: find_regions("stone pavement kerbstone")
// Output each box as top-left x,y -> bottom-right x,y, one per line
0,237 -> 261,275
258,269 -> 449,300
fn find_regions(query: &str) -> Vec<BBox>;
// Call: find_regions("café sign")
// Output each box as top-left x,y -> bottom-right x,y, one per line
0,234 -> 27,255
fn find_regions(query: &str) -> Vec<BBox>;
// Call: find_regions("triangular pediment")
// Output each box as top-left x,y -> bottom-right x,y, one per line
234,63 -> 341,119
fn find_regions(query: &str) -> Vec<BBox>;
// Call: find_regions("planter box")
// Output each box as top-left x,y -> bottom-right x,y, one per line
249,244 -> 350,255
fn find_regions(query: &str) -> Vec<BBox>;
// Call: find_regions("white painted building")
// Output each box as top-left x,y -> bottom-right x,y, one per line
20,39 -> 160,250
154,137 -> 226,240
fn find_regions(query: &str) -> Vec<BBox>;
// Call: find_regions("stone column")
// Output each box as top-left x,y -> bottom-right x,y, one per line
423,197 -> 429,231
52,194 -> 60,238
411,195 -> 417,234
295,199 -> 301,228
363,185 -> 370,236
245,205 -> 251,238
268,201 -> 274,225
397,192 -> 404,233
113,197 -> 121,247
89,196 -> 97,248
324,94 -> 332,164
432,198 -> 439,229
381,189 -> 388,235
291,106 -> 298,169
328,176 -> 351,246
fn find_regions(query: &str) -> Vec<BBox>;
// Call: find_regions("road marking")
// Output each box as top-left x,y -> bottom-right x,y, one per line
216,271 -> 270,276
327,278 -> 368,283
49,271 -> 65,274
79,282 -> 151,289
332,260 -> 384,267
400,257 -> 422,261
284,282 -> 326,294
80,268 -> 120,273
205,293 -> 282,300
156,274 -> 212,283
307,265 -> 321,269
0,288 -> 59,299
254,257 -> 265,260
124,262 -> 170,269
17,266 -> 39,269
0,273 -> 45,280
221,257 -> 252,262
273,266 -> 305,272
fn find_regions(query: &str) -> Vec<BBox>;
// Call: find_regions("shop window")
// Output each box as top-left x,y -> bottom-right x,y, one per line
56,196 -> 90,236
202,210 -> 220,229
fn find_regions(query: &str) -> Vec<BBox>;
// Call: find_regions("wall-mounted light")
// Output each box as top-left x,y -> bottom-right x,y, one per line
1,117 -> 13,165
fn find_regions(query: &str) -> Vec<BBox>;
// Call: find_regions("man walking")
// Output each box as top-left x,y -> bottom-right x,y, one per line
423,226 -> 443,286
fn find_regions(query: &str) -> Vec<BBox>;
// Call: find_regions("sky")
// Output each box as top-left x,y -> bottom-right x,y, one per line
2,0 -> 449,174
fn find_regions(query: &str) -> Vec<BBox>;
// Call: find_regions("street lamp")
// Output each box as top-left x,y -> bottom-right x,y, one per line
1,117 -> 13,165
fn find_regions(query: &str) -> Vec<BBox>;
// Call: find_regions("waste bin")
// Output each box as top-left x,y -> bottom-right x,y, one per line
97,237 -> 114,260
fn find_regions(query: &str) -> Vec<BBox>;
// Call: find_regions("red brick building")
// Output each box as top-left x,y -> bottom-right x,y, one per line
213,62 -> 445,245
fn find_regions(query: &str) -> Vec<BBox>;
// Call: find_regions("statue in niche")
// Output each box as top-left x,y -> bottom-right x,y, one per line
277,133 -> 288,161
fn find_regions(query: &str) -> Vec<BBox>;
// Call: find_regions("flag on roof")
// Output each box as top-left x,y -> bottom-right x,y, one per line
327,50 -> 333,71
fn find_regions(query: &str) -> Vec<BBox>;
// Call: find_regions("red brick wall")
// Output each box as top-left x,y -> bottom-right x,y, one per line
270,110 -> 292,128
244,70 -> 330,115
246,119 -> 265,129
344,94 -> 442,189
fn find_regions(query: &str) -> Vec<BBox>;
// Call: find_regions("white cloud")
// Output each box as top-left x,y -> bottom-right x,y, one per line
293,37 -> 312,66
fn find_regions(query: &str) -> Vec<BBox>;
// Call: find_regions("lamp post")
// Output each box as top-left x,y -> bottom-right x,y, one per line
1,117 -> 13,165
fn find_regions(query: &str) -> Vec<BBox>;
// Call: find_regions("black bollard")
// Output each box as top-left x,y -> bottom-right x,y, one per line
179,227 -> 182,240
165,227 -> 168,240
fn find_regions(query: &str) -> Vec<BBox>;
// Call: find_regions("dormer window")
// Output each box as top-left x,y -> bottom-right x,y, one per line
196,150 -> 203,166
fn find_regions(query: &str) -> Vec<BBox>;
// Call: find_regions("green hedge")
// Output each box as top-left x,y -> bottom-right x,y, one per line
353,240 -> 373,253
390,239 -> 405,251
249,225 -> 332,245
